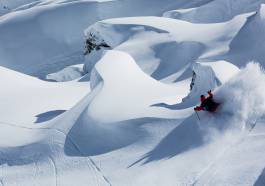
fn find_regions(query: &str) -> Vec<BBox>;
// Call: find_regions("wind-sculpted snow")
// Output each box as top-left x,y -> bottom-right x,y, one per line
152,60 -> 239,111
164,0 -> 265,23
87,50 -> 191,123
192,61 -> 238,94
84,14 -> 250,82
0,0 -> 210,78
218,5 -> 265,68
2,0 -> 265,185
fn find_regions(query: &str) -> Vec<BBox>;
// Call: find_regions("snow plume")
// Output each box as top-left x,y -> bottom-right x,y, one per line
201,62 -> 265,135
217,63 -> 265,127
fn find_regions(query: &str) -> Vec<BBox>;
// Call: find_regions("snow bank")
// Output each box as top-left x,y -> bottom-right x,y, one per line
184,61 -> 239,103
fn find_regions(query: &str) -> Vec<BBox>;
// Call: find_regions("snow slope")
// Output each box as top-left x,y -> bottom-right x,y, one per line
1,0 -> 265,186
0,0 -> 39,15
164,0 -> 265,23
0,66 -> 89,124
221,4 -> 265,67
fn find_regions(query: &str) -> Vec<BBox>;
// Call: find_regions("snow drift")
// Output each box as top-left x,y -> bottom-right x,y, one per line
184,61 -> 240,104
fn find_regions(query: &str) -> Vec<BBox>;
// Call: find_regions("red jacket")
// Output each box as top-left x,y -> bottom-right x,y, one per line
194,91 -> 213,111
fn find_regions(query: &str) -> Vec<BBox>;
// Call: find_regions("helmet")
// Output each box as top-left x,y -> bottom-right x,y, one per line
200,95 -> 206,102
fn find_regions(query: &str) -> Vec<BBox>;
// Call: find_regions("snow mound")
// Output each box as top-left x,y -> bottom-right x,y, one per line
0,66 -> 89,125
46,64 -> 84,82
87,50 -> 191,123
186,61 -> 239,102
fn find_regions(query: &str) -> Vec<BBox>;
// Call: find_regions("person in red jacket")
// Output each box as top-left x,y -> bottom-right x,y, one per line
194,90 -> 219,112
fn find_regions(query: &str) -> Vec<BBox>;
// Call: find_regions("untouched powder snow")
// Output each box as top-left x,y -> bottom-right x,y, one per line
2,0 -> 265,185
87,50 -> 191,123
0,66 -> 90,125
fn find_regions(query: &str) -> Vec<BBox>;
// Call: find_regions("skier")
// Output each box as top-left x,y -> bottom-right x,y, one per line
194,90 -> 219,112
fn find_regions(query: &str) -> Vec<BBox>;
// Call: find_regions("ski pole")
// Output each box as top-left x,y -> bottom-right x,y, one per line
195,111 -> 200,120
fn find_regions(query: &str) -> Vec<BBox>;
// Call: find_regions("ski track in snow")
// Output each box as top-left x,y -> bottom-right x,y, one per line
48,156 -> 58,186
61,128 -> 113,186
191,119 -> 259,186
0,121 -> 112,186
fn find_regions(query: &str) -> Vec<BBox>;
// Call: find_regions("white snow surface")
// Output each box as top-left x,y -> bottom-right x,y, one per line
46,64 -> 84,82
1,0 -> 265,186
182,60 -> 240,105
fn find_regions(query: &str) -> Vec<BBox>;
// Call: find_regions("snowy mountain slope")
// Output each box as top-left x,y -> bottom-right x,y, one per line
1,0 -> 265,186
46,64 -> 84,82
0,0 -> 210,78
62,63 -> 265,186
1,59 -> 264,186
0,0 -> 40,15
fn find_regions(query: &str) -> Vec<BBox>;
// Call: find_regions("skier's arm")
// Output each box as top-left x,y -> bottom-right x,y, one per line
208,90 -> 213,98
194,106 -> 204,111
